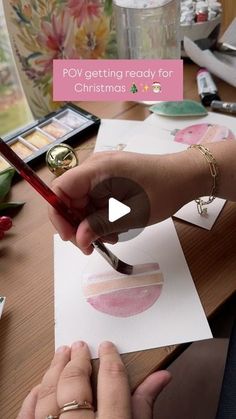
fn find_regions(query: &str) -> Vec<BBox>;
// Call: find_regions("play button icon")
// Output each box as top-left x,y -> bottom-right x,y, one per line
87,176 -> 151,242
108,198 -> 131,222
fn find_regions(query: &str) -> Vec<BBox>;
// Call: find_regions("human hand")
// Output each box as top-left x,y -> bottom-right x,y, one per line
17,341 -> 171,419
49,150 -> 200,254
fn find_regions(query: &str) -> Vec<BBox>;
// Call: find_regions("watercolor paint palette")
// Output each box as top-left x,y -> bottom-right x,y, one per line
0,103 -> 100,173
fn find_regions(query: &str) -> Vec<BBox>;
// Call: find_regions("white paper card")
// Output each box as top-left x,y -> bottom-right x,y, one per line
124,121 -> 226,229
219,17 -> 236,48
183,36 -> 236,88
94,119 -> 145,152
54,219 -> 212,359
174,197 -> 226,230
146,111 -> 236,135
0,296 -> 6,319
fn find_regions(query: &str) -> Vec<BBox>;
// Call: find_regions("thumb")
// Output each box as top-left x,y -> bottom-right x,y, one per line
76,209 -> 131,251
132,371 -> 171,419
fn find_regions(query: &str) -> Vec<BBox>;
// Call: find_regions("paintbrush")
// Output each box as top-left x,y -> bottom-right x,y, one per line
0,137 -> 133,274
0,138 -> 162,278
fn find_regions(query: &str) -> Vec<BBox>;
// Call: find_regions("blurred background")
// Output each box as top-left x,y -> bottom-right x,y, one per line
0,0 -> 32,137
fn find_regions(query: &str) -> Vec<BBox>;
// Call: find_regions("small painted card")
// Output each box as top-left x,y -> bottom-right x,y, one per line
54,219 -> 212,359
146,111 -> 236,145
124,118 -> 231,230
94,119 -> 145,152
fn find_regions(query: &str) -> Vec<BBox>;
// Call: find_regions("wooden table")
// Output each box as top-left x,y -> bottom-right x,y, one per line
221,0 -> 236,32
0,63 -> 236,418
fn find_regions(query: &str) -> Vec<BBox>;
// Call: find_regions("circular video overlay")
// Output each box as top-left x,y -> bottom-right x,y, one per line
87,176 -> 151,242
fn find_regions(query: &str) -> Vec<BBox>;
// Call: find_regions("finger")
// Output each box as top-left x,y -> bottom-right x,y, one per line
17,385 -> 40,419
75,217 -> 120,251
48,206 -> 76,241
97,341 -> 132,419
101,233 -> 119,244
57,341 -> 94,418
48,167 -> 91,241
76,199 -> 144,250
51,164 -> 92,202
48,207 -> 94,256
75,219 -> 98,251
71,195 -> 90,210
132,371 -> 171,419
35,346 -> 71,419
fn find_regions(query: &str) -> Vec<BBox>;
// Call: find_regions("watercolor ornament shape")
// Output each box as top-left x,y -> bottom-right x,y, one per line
174,123 -> 235,145
82,260 -> 164,318
3,0 -> 117,117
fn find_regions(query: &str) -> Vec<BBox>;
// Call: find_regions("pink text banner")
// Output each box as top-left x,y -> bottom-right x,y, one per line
53,59 -> 183,102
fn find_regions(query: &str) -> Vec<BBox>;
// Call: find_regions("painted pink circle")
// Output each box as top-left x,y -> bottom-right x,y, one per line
87,284 -> 163,317
174,123 -> 235,145
82,260 -> 164,318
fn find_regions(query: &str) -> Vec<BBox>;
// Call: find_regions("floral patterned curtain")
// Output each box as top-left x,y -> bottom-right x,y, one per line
3,0 -> 117,117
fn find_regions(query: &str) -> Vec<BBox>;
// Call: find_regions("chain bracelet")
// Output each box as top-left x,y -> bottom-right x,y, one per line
188,144 -> 219,215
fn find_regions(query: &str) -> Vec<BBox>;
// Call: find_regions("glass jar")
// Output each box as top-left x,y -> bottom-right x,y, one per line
113,0 -> 181,59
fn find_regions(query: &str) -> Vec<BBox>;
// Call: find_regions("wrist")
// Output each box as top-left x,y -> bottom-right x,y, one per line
185,147 -> 215,199
160,149 -> 213,209
186,141 -> 236,202
145,151 -> 212,223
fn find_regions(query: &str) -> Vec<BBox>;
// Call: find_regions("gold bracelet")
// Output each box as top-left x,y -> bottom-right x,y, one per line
188,144 -> 219,216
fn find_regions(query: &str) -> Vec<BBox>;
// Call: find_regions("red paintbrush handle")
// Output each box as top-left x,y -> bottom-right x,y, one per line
0,138 -> 79,228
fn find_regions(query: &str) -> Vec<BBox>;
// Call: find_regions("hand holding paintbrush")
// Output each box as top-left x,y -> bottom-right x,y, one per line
0,138 -> 134,274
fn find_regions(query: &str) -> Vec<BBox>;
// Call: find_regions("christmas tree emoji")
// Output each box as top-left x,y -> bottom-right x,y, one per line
130,83 -> 138,93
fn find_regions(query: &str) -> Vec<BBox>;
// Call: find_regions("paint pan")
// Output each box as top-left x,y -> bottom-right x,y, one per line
10,139 -> 34,158
57,110 -> 87,129
24,130 -> 53,148
40,120 -> 72,139
0,156 -> 10,172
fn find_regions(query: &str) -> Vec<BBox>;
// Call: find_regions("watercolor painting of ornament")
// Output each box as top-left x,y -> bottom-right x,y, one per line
3,0 -> 117,117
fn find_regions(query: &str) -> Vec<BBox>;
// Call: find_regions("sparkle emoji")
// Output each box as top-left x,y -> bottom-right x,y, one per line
152,82 -> 161,93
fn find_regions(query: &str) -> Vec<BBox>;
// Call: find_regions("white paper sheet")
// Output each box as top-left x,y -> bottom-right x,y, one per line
94,119 -> 145,152
219,17 -> 236,49
124,122 -> 226,230
0,296 -> 6,319
183,36 -> 236,88
174,197 -> 226,230
146,111 -> 236,135
54,218 -> 212,359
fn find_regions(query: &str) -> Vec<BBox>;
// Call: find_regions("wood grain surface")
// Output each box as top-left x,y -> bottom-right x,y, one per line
221,0 -> 236,31
0,64 -> 236,418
